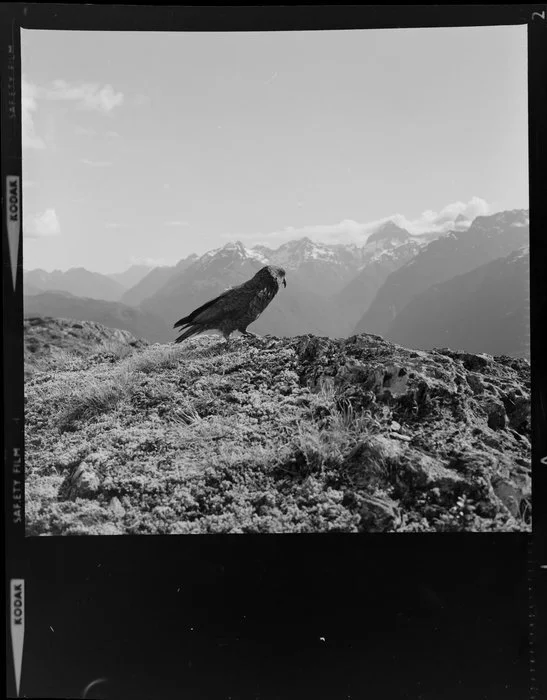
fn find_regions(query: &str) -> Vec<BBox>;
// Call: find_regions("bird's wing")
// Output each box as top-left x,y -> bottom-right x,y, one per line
174,282 -> 253,329
247,285 -> 277,316
191,285 -> 253,325
173,288 -> 233,328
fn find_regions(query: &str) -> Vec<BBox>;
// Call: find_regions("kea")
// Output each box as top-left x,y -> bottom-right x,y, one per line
173,265 -> 287,344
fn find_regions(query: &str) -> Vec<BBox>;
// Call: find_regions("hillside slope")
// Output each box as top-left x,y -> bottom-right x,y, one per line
386,248 -> 530,358
106,264 -> 154,289
24,317 -> 148,366
335,238 -> 421,330
25,332 -> 530,535
121,255 -> 198,307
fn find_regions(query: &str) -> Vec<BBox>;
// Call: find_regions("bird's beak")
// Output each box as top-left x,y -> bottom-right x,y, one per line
282,278 -> 287,288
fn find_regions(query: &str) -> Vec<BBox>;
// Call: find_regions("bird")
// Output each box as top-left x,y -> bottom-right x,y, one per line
173,265 -> 287,345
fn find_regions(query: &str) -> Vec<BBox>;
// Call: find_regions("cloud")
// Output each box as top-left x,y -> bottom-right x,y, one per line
46,80 -> 124,112
75,126 -> 121,139
264,71 -> 278,85
81,158 -> 112,167
133,93 -> 149,106
74,125 -> 96,136
224,197 -> 491,247
25,209 -> 61,238
129,256 -> 170,268
456,196 -> 490,220
414,197 -> 490,230
165,220 -> 189,227
225,219 -> 368,246
105,222 -> 127,229
22,78 -> 45,149
22,76 -> 124,149
385,197 -> 490,236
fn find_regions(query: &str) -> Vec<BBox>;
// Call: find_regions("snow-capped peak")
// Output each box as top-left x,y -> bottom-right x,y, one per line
201,240 -> 269,265
266,237 -> 340,269
508,245 -> 529,262
366,220 -> 410,245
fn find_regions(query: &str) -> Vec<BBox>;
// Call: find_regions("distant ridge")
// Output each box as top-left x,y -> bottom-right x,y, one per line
24,267 -> 126,302
24,291 -> 170,343
120,255 -> 198,306
106,264 -> 154,289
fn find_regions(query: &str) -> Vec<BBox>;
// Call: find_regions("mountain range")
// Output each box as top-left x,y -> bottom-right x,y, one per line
23,209 -> 530,357
105,264 -> 154,290
23,264 -> 154,302
120,255 -> 199,307
385,246 -> 530,358
356,209 -> 529,337
334,222 -> 423,330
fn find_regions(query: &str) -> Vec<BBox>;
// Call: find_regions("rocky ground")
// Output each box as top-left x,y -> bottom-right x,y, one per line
25,320 -> 531,534
24,317 -> 147,370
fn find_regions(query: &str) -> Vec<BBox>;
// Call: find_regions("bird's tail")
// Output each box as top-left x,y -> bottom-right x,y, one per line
173,313 -> 192,330
174,324 -> 202,344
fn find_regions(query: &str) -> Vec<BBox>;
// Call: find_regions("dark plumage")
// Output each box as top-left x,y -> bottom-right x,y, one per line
173,265 -> 287,344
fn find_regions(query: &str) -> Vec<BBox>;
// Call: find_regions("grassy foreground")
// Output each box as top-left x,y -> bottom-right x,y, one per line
25,329 -> 531,534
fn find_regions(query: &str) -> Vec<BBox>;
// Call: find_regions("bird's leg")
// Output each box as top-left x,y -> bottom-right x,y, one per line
240,330 -> 259,338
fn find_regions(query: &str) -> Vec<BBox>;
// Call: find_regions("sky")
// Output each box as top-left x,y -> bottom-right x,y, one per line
21,25 -> 529,274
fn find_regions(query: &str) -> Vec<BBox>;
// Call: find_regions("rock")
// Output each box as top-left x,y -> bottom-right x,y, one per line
502,393 -> 531,434
509,429 -> 531,449
380,365 -> 410,397
401,452 -> 466,494
343,437 -> 402,490
60,465 -> 100,500
359,494 -> 401,532
466,373 -> 484,395
391,432 -> 411,441
484,398 -> 507,430
491,474 -> 531,517
109,497 -> 126,518
437,350 -> 492,372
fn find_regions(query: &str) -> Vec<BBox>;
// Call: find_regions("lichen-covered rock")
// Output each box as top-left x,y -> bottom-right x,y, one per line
484,398 -> 507,430
59,465 -> 100,500
491,472 -> 531,517
25,331 -> 531,534
109,496 -> 126,519
358,494 -> 401,532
